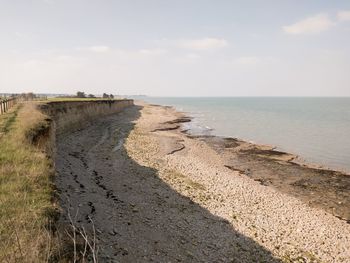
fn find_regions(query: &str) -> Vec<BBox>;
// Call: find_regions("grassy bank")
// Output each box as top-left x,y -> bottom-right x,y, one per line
0,102 -> 57,262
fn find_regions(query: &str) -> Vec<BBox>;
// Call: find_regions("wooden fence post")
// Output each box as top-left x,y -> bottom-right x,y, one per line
0,97 -> 19,115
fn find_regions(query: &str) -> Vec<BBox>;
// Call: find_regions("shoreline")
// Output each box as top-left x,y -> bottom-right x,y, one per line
187,123 -> 350,175
145,101 -> 350,223
148,99 -> 350,174
54,101 -> 350,262
150,101 -> 350,174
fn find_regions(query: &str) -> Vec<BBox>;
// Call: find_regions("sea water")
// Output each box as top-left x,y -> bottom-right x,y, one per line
141,97 -> 350,172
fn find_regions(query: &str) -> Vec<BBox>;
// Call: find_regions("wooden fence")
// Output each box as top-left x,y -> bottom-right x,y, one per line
0,95 -> 49,115
0,97 -> 18,115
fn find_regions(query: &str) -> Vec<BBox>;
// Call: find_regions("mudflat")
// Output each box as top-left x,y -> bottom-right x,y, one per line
55,102 -> 350,262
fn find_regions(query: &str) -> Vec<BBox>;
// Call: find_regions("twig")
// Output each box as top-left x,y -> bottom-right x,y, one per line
14,228 -> 24,260
65,197 -> 99,262
67,207 -> 79,263
45,220 -> 51,263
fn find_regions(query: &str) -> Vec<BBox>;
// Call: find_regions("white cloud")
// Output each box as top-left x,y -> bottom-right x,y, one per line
337,10 -> 350,21
78,46 -> 168,58
81,45 -> 111,53
178,38 -> 228,50
14,32 -> 28,38
43,0 -> 54,4
138,48 -> 167,56
234,56 -> 260,66
186,53 -> 201,60
283,14 -> 335,34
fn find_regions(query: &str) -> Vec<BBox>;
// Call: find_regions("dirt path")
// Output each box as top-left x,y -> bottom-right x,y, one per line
55,103 -> 350,262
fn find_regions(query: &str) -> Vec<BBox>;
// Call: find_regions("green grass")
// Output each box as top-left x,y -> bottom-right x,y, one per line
0,104 -> 21,134
0,103 -> 57,262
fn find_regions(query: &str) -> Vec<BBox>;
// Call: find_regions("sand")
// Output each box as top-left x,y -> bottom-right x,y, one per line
55,102 -> 350,262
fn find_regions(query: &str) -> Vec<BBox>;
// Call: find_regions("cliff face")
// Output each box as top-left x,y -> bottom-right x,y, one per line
40,99 -> 134,134
37,99 -> 134,160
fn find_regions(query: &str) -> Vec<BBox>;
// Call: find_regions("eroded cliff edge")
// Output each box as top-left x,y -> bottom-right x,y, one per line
38,99 -> 133,261
1,99 -> 134,262
41,99 -> 133,133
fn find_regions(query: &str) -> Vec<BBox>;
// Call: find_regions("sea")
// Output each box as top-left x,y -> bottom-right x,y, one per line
141,97 -> 350,173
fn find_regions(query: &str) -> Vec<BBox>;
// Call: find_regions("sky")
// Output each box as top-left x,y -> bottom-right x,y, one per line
0,0 -> 350,96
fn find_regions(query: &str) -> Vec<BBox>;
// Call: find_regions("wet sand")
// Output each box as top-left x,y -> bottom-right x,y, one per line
55,102 -> 350,262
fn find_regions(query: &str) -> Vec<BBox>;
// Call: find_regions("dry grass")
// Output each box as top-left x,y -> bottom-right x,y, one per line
0,101 -> 104,262
0,102 -> 58,262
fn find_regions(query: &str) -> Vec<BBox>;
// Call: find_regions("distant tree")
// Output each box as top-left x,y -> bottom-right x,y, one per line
20,92 -> 36,101
88,94 -> 96,98
109,94 -> 114,99
27,92 -> 35,100
76,91 -> 86,98
102,93 -> 109,98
